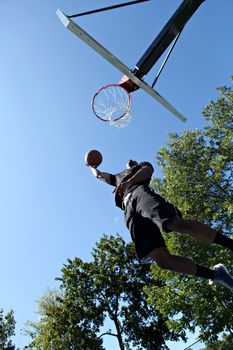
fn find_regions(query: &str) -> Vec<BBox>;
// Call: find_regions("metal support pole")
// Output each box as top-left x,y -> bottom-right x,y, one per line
67,0 -> 150,19
133,0 -> 206,79
151,30 -> 182,88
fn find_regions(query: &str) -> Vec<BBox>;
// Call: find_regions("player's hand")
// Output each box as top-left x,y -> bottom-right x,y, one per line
90,167 -> 101,178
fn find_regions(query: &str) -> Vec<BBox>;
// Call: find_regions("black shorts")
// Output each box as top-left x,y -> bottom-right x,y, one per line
124,185 -> 181,262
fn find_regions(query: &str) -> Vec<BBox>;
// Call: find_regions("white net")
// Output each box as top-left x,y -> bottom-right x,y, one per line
108,110 -> 132,128
93,84 -> 132,128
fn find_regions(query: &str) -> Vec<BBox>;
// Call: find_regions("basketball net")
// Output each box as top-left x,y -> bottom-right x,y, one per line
92,84 -> 132,128
108,110 -> 132,128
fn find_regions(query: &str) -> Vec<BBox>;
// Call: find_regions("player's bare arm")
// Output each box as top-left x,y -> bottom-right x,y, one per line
89,166 -> 112,185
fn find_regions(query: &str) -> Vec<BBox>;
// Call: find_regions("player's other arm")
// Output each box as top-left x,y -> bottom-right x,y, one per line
128,165 -> 153,185
117,165 -> 153,192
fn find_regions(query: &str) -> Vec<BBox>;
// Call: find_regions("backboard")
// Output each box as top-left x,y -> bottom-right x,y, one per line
56,9 -> 187,123
56,0 -> 206,124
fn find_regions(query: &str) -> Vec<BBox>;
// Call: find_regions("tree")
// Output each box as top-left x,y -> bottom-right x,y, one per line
25,235 -> 183,350
201,333 -> 233,350
145,78 -> 233,342
24,288 -> 105,350
0,309 -> 17,350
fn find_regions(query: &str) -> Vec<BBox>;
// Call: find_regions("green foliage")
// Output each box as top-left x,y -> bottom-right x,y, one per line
146,78 -> 233,342
201,333 -> 233,350
25,235 -> 183,350
0,309 -> 17,350
24,287 -> 104,350
25,78 -> 233,348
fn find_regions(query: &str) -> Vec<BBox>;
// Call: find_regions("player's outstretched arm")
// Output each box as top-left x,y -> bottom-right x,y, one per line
89,166 -> 112,185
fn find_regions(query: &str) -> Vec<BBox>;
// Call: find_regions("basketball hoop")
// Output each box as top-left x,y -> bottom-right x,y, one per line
92,84 -> 132,128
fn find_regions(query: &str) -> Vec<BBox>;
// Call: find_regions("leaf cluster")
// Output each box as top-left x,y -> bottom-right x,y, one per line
25,235 -> 183,350
0,309 -> 17,350
201,333 -> 233,350
146,78 -> 233,342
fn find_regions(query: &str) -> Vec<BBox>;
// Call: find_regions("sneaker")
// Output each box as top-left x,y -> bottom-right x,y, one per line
209,263 -> 233,292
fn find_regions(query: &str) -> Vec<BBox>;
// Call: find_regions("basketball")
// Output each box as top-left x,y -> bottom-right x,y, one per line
85,149 -> 103,168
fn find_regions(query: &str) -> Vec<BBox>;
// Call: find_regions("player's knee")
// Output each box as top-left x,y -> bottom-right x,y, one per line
148,248 -> 174,270
158,252 -> 180,270
166,217 -> 201,233
152,252 -> 173,270
165,216 -> 183,231
155,256 -> 172,270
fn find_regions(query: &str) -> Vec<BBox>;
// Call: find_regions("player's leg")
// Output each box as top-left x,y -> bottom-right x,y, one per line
148,247 -> 209,277
124,189 -> 233,292
147,247 -> 233,292
133,186 -> 233,253
165,216 -> 233,252
125,193 -> 209,278
125,209 -> 168,265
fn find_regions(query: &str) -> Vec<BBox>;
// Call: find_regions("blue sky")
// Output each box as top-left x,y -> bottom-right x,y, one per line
0,0 -> 232,349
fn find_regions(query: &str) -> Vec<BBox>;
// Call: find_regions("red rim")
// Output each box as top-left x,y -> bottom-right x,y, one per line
92,83 -> 132,122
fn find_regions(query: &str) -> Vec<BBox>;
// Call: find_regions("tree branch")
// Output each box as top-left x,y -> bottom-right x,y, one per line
208,169 -> 232,200
98,332 -> 118,339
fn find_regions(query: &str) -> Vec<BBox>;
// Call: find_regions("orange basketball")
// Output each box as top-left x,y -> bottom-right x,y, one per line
85,150 -> 103,168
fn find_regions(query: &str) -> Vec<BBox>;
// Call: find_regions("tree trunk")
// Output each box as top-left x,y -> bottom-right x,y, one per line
113,316 -> 125,350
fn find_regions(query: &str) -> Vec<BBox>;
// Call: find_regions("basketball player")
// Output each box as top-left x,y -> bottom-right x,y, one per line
89,159 -> 233,292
